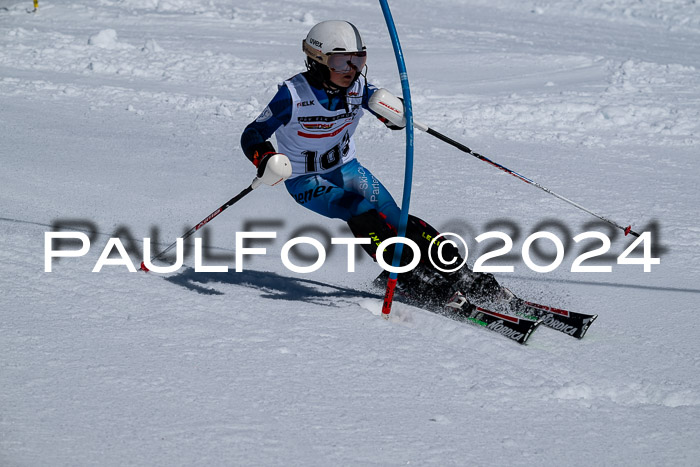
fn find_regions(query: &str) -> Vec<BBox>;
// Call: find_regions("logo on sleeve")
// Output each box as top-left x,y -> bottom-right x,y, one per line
255,106 -> 273,123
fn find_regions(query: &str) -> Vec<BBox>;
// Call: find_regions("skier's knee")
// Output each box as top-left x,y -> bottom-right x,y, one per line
347,209 -> 401,262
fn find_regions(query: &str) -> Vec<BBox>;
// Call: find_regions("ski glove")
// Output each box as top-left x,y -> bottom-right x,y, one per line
377,115 -> 404,131
256,152 -> 273,178
246,141 -> 277,170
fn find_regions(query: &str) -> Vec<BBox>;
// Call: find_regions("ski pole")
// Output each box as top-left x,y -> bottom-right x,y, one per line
140,177 -> 262,272
369,89 -> 640,238
141,153 -> 292,272
422,126 -> 640,237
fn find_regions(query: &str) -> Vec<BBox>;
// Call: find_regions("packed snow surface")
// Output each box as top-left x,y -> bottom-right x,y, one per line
1,0 -> 699,465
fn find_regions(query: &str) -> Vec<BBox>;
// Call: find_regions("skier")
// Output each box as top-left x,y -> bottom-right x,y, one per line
240,20 -> 507,311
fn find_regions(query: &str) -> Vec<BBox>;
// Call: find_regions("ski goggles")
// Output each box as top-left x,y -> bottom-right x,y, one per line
326,51 -> 367,73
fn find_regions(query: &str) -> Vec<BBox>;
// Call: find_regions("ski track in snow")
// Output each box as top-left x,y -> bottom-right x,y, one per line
2,0 -> 700,465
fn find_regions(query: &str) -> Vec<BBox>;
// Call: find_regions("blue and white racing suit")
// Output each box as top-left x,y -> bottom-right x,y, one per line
241,72 -> 401,228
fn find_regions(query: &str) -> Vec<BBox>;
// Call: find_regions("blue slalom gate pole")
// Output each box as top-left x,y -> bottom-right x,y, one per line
378,0 -> 414,318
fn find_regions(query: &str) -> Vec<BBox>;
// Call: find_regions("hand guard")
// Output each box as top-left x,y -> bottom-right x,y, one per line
245,141 -> 292,187
368,89 -> 406,129
256,153 -> 292,187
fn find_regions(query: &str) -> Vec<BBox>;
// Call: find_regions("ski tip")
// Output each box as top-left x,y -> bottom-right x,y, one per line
140,261 -> 149,273
520,318 -> 544,345
577,314 -> 598,339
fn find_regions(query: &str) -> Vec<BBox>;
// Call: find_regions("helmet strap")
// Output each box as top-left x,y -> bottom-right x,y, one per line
305,58 -> 331,89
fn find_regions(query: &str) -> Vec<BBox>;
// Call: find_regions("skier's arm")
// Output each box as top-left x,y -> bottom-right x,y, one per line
240,85 -> 293,168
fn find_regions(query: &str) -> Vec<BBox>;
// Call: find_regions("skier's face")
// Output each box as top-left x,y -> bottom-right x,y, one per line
328,66 -> 357,88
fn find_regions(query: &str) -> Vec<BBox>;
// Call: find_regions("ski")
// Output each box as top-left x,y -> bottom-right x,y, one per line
445,293 -> 543,345
509,298 -> 597,339
373,272 -> 542,344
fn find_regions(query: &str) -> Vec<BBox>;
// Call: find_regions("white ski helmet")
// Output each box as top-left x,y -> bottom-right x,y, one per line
303,20 -> 367,80
303,20 -> 366,57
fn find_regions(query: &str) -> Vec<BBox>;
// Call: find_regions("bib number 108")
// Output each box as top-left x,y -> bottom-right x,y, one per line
302,133 -> 350,172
